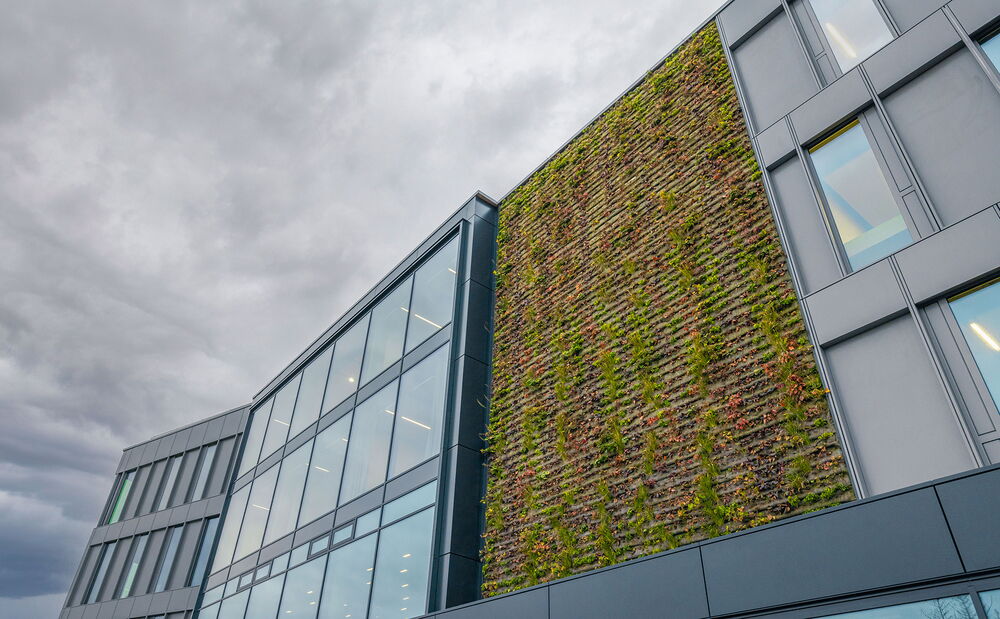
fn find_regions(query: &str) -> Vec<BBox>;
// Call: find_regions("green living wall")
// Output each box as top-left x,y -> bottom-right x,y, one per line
484,23 -> 854,596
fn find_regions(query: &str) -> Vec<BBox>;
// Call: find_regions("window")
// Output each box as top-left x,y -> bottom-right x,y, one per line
157,455 -> 182,511
980,588 -> 1000,618
153,524 -> 184,593
244,574 -> 283,619
950,279 -> 1000,410
808,0 -> 893,71
117,534 -> 148,598
239,398 -> 273,477
86,541 -> 118,603
299,414 -> 351,525
810,121 -> 912,269
339,381 -> 398,503
983,32 -> 1000,70
198,604 -> 220,619
361,279 -> 413,384
260,374 -> 302,462
369,508 -> 435,619
212,483 -> 250,571
382,481 -> 437,525
189,444 -> 218,502
262,442 -> 311,545
819,594 -> 975,618
388,346 -> 449,477
323,316 -> 370,413
277,556 -> 325,619
234,464 -> 279,560
405,237 -> 460,352
107,470 -> 135,524
188,517 -> 219,587
289,346 -> 333,437
216,588 -> 249,619
319,534 -> 377,619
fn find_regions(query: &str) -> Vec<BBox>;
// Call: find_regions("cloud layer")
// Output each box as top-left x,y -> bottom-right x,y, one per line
0,1 -> 722,615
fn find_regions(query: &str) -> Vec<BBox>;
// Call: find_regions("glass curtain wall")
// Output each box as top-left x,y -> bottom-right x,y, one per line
808,0 -> 893,71
950,279 -> 1000,411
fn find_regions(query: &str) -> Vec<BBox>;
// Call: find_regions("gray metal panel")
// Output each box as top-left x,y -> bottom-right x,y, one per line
896,207 -> 1000,303
702,488 -> 962,615
769,158 -> 842,294
717,0 -> 782,48
937,466 -> 1000,571
436,446 -> 480,560
950,0 -> 1000,35
865,10 -> 962,95
206,436 -> 236,498
466,214 -> 497,291
260,532 -> 295,562
449,355 -> 488,451
825,317 -> 976,494
333,487 -> 384,526
790,69 -> 871,145
884,50 -> 1000,225
756,119 -> 795,169
549,549 -> 707,619
186,422 -> 208,449
293,515 -> 333,547
203,416 -> 225,443
436,588 -> 547,619
454,280 -> 493,366
883,0 -> 947,32
436,553 -> 480,611
384,457 -> 438,501
732,12 -> 818,133
805,260 -> 906,345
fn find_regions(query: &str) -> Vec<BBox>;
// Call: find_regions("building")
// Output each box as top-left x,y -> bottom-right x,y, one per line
61,1 -> 1000,618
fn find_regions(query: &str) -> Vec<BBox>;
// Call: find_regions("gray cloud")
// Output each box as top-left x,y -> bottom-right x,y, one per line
0,0 -> 723,615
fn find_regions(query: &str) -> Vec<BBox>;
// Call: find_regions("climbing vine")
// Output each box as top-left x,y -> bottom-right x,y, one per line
482,23 -> 853,597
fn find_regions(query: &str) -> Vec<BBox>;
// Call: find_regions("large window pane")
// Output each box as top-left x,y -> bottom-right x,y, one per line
199,603 -> 221,619
291,346 -> 333,437
950,280 -> 1000,410
811,121 -> 912,269
819,595 -> 975,619
107,470 -> 135,524
809,0 -> 893,71
361,279 -> 413,384
188,516 -> 219,587
263,443 -> 311,545
388,346 -> 449,477
319,534 -> 376,619
190,444 -> 217,502
153,524 -> 184,593
984,33 -> 1000,73
980,588 -> 1000,618
234,465 -> 279,561
340,382 -> 398,503
157,455 -> 182,511
300,414 -> 351,525
217,588 -> 249,619
117,534 -> 148,598
369,509 -> 435,619
86,541 -> 118,603
278,556 -> 325,619
324,316 -> 370,413
382,482 -> 437,525
261,374 -> 302,461
245,574 -> 284,619
212,484 -> 249,572
240,398 -> 273,476
405,238 -> 460,352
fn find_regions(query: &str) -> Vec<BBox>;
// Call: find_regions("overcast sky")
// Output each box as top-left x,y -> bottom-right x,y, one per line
0,1 -> 722,616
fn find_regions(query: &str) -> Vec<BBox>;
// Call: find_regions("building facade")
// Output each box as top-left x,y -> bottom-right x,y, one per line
62,1 -> 1000,618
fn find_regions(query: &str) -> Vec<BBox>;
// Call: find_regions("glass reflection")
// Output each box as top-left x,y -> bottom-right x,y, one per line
340,381 -> 398,503
153,525 -> 183,593
319,534 -> 376,619
811,121 -> 911,269
157,455 -> 181,511
107,470 -> 134,524
188,517 -> 218,587
405,237 -> 460,352
261,374 -> 302,462
324,316 -> 370,413
388,346 -> 449,477
278,556 -> 325,619
819,595 -> 975,619
118,534 -> 148,598
980,588 -> 1000,619
984,33 -> 1000,73
86,541 -> 117,603
216,588 -> 249,619
263,442 -> 311,545
245,573 -> 283,619
212,483 -> 249,571
369,508 -> 435,619
190,443 -> 217,501
239,398 -> 273,476
234,464 -> 279,561
361,279 -> 413,384
809,0 -> 893,71
300,415 -> 351,525
950,280 -> 1000,411
382,481 -> 437,525
199,603 -> 220,619
291,346 -> 333,437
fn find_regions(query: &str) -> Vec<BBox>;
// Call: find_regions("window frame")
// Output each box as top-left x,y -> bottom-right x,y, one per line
797,0 -> 898,80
